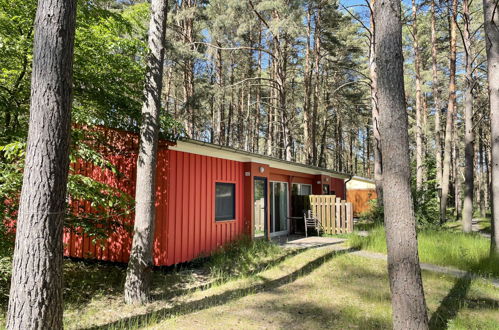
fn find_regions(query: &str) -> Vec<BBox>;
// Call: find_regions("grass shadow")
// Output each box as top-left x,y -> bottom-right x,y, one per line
88,248 -> 357,329
149,246 -> 308,301
466,297 -> 499,310
473,218 -> 491,234
354,220 -> 378,232
429,275 -> 472,329
59,239 -> 307,312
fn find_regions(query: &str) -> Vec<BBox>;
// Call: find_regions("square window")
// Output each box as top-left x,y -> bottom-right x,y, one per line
293,183 -> 312,196
301,184 -> 312,196
215,182 -> 235,221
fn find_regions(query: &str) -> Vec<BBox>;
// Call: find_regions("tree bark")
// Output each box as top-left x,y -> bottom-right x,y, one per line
7,0 -> 77,328
462,0 -> 474,232
374,0 -> 429,328
453,115 -> 462,219
124,0 -> 168,304
479,127 -> 487,217
431,0 -> 442,189
482,0 -> 499,255
369,0 -> 383,206
440,0 -> 458,224
303,5 -> 313,164
412,0 -> 424,191
216,42 -> 224,144
311,10 -> 321,165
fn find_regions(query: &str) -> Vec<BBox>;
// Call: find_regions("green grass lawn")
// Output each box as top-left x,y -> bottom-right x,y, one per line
1,236 -> 498,329
349,225 -> 499,278
85,247 -> 498,330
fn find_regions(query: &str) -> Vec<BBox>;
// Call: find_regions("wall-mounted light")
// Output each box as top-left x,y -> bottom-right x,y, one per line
259,166 -> 265,173
317,181 -> 321,184
245,171 -> 251,177
325,178 -> 329,182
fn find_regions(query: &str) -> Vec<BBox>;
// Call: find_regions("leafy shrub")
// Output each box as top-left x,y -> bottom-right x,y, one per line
0,132 -> 135,246
359,198 -> 384,224
0,221 -> 14,308
359,184 -> 440,229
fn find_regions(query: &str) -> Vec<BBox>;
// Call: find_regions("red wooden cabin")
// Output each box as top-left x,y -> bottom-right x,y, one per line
64,127 -> 351,266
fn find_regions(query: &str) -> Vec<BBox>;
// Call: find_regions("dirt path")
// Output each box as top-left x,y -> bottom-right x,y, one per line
350,250 -> 499,288
277,236 -> 499,288
143,244 -> 499,330
472,218 -> 491,238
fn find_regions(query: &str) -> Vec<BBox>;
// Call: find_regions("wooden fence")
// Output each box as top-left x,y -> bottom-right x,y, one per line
292,195 -> 353,234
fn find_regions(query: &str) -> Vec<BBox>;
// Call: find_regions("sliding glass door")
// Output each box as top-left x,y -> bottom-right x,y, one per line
270,181 -> 289,236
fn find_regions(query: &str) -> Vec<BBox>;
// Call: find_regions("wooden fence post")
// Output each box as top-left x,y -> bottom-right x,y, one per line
331,195 -> 336,234
335,197 -> 342,234
341,200 -> 346,233
346,202 -> 353,233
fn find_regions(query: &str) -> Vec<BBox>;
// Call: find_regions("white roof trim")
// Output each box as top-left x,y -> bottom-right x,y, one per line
170,140 -> 349,179
350,176 -> 375,184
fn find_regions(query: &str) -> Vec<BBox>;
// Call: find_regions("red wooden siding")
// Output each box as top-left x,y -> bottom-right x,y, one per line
157,150 -> 245,266
63,127 -> 347,266
64,145 -> 246,266
64,152 -> 138,263
329,178 -> 346,199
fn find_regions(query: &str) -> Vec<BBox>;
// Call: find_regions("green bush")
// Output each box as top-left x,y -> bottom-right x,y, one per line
0,224 -> 14,308
359,199 -> 384,224
359,184 -> 440,229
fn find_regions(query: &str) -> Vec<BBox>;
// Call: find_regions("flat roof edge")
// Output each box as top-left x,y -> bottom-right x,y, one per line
174,138 -> 352,179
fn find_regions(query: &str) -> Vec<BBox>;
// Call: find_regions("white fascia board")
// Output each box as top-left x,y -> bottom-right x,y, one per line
170,140 -> 349,179
350,176 -> 375,184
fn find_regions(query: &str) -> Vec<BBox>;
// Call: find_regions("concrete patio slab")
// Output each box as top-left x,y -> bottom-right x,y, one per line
273,235 -> 346,249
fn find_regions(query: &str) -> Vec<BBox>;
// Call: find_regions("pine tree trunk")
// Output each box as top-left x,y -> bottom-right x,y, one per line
412,0 -> 424,191
462,0 -> 474,232
431,0 -> 442,189
303,5 -> 312,164
482,0 -> 499,255
369,0 -> 383,206
124,0 -> 168,305
7,0 -> 77,328
479,128 -> 486,217
453,118 -> 462,219
374,0 -> 429,327
311,12 -> 321,165
440,0 -> 458,224
216,43 -> 224,144
254,29 -> 262,154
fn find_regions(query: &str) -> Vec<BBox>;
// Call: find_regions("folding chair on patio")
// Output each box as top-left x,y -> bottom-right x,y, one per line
303,210 -> 323,237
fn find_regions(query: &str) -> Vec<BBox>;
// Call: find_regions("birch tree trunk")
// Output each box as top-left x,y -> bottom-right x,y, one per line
124,0 -> 168,304
440,0 -> 458,224
462,0 -> 474,232
7,0 -> 77,328
374,0 -> 429,327
482,0 -> 499,255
